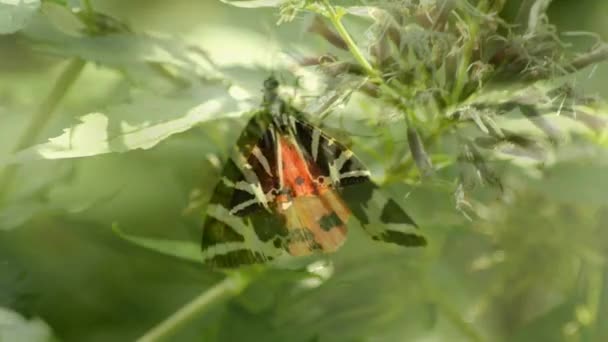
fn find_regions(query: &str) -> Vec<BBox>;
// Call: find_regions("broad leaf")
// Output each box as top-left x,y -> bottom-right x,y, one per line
22,6 -> 219,80
0,0 -> 40,34
0,201 -> 47,231
0,307 -> 55,342
219,0 -> 287,8
0,87 -> 253,165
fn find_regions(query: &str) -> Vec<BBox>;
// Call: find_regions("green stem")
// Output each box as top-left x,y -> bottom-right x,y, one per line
450,27 -> 476,104
438,300 -> 485,342
583,258 -> 604,340
0,58 -> 86,205
137,271 -> 256,342
321,0 -> 377,78
320,1 -> 408,109
82,0 -> 94,14
425,280 -> 485,342
451,0 -> 492,105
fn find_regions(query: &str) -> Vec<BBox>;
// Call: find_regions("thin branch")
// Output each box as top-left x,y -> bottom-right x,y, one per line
320,0 -> 378,78
569,44 -> 608,71
0,58 -> 86,205
137,271 -> 256,342
424,278 -> 486,342
319,1 -> 406,111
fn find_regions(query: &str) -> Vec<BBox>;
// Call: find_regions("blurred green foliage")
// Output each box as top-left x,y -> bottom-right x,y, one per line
1,0 -> 607,341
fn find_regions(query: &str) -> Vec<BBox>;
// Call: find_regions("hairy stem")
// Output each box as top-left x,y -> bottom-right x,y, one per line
321,0 -> 377,78
320,1 -> 408,109
569,44 -> 608,72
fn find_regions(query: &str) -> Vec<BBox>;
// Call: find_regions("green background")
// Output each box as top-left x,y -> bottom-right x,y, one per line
1,1 -> 607,341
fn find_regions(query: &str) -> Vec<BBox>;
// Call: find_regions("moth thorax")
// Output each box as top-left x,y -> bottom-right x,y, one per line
271,110 -> 291,131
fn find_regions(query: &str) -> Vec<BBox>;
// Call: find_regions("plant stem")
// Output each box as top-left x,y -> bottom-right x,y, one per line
82,0 -> 94,14
585,265 -> 603,341
137,271 -> 256,342
321,0 -> 377,78
320,1 -> 407,108
425,280 -> 486,342
438,300 -> 485,342
450,27 -> 476,104
568,44 -> 608,72
0,58 -> 86,205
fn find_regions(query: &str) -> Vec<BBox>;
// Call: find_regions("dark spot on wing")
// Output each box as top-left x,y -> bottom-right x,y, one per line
336,153 -> 369,187
338,175 -> 369,186
318,212 -> 343,231
380,199 -> 417,226
374,230 -> 427,247
339,157 -> 354,173
250,211 -> 288,242
230,188 -> 261,216
295,176 -> 305,185
285,228 -> 323,252
201,218 -> 244,250
208,249 -> 267,268
339,181 -> 375,224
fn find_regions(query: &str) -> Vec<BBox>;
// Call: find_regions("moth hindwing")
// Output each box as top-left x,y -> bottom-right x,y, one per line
201,77 -> 426,268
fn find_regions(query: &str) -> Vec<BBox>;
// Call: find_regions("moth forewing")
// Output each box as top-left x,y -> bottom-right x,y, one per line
202,204 -> 282,267
340,181 -> 427,247
229,146 -> 272,213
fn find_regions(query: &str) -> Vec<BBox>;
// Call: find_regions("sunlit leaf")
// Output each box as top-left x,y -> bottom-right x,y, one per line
219,0 -> 287,8
0,0 -> 40,34
22,7 -> 219,80
0,88 -> 252,165
0,307 -> 55,342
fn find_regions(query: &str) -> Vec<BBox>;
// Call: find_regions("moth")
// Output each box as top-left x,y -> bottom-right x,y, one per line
202,77 -> 426,268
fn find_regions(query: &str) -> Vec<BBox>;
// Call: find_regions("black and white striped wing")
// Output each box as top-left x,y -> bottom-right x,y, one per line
202,111 -> 426,268
201,113 -> 289,268
291,118 -> 427,247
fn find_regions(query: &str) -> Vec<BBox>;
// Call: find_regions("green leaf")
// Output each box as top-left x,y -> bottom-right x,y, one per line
530,157 -> 608,205
0,0 -> 40,34
112,225 -> 202,263
0,201 -> 46,231
42,0 -> 79,7
0,87 -> 252,165
0,307 -> 56,342
22,7 -> 219,80
219,0 -> 287,8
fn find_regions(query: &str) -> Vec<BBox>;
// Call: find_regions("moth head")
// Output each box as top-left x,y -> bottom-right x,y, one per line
263,76 -> 279,90
262,76 -> 280,109
263,76 -> 289,123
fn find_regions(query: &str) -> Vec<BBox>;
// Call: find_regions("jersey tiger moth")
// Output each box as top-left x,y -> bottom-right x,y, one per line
201,77 -> 426,268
